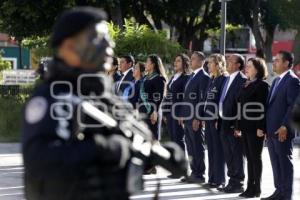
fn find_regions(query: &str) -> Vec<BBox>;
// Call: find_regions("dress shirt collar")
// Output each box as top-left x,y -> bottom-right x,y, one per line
192,67 -> 203,76
279,69 -> 290,79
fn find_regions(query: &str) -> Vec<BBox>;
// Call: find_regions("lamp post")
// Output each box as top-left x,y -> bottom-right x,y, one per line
220,0 -> 231,56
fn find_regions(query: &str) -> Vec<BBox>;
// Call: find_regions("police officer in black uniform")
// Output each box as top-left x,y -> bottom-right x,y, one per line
21,7 -> 131,200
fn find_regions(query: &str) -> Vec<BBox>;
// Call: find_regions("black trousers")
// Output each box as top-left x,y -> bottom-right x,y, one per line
166,114 -> 185,150
184,121 -> 205,178
267,137 -> 293,199
146,118 -> 159,140
205,121 -> 225,185
242,130 -> 264,190
220,130 -> 245,187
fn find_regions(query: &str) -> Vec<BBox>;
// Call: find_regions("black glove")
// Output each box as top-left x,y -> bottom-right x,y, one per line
150,142 -> 187,178
162,142 -> 188,177
94,134 -> 131,168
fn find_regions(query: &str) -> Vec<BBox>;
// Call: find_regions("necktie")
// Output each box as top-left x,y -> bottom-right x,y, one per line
117,73 -> 125,93
219,77 -> 230,104
168,76 -> 175,89
219,77 -> 230,117
184,72 -> 195,91
122,82 -> 134,101
269,77 -> 281,102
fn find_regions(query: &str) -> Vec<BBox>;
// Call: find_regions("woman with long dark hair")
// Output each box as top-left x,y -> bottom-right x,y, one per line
163,54 -> 189,151
235,57 -> 269,198
138,54 -> 167,140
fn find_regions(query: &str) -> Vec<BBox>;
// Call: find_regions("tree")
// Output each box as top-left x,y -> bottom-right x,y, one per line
22,36 -> 52,67
0,0 -> 222,51
108,20 -> 183,63
228,0 -> 300,64
293,32 -> 300,66
274,0 -> 300,66
125,0 -> 221,50
0,0 -> 76,40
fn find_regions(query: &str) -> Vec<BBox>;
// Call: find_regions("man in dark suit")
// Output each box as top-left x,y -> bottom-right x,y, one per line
180,51 -> 210,183
261,51 -> 300,200
123,62 -> 145,108
218,54 -> 247,193
116,55 -> 135,95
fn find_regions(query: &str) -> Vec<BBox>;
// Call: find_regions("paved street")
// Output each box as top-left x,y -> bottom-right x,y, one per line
0,143 -> 299,200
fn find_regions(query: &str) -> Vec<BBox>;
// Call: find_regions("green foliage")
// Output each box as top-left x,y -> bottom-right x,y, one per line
22,36 -> 52,66
228,0 -> 300,31
0,51 -> 11,71
108,20 -> 183,63
0,0 -> 220,50
0,85 -> 33,142
0,97 -> 23,142
0,51 -> 11,82
0,0 -> 76,39
130,0 -> 221,48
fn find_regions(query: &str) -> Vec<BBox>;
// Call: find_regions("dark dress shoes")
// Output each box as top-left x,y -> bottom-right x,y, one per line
180,175 -> 205,184
203,182 -> 225,189
239,186 -> 261,198
222,184 -> 244,193
260,191 -> 282,200
167,174 -> 181,179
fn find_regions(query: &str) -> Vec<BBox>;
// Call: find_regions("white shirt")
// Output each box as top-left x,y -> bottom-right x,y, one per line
218,71 -> 239,118
278,70 -> 290,83
169,72 -> 182,88
117,67 -> 132,92
224,71 -> 239,97
192,67 -> 203,77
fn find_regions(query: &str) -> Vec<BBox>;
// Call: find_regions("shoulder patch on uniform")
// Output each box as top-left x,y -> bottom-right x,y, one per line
25,97 -> 48,124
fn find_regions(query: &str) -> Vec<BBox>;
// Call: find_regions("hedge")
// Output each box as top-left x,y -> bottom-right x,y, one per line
0,84 -> 34,142
108,19 -> 184,63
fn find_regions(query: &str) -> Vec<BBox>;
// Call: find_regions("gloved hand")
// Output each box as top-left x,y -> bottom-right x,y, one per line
162,142 -> 188,178
149,142 -> 187,178
94,134 -> 131,168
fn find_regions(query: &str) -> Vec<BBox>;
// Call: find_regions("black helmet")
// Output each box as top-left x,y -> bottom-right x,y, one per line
51,6 -> 114,71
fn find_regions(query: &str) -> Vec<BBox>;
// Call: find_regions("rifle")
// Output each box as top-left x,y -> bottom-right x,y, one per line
63,74 -> 187,195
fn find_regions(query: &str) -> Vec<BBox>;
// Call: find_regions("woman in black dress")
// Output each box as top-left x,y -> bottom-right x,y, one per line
139,54 -> 167,140
235,57 -> 269,198
163,54 -> 189,150
203,54 -> 228,189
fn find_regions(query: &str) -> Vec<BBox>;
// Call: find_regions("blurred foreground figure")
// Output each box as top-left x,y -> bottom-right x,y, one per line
21,7 -> 186,200
21,7 -> 130,200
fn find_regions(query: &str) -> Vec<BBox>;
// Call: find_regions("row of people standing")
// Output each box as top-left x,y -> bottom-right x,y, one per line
108,55 -> 167,141
108,50 -> 299,200
163,50 -> 299,200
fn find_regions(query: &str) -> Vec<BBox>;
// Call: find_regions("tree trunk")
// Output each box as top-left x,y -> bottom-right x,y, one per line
251,0 -> 266,58
130,3 -> 155,30
292,29 -> 300,66
108,0 -> 124,29
178,31 -> 190,49
191,31 -> 208,51
264,26 -> 275,63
